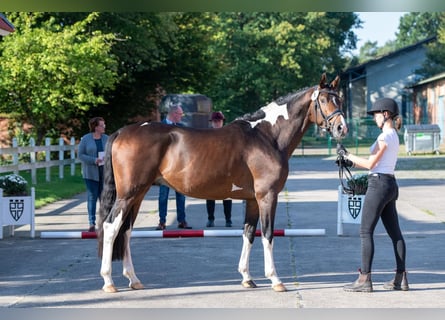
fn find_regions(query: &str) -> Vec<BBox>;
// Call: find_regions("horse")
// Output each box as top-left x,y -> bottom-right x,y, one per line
97,73 -> 348,293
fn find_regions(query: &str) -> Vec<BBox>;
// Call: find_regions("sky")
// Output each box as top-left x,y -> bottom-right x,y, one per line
353,12 -> 407,54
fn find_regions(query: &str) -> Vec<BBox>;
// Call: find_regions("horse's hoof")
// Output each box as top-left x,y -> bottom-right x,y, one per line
241,280 -> 257,288
272,283 -> 287,292
103,285 -> 118,293
130,282 -> 144,290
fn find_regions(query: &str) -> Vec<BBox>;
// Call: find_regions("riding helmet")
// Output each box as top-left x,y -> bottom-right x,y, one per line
367,98 -> 399,116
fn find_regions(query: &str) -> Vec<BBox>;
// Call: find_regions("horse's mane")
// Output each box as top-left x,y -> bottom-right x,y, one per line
236,86 -> 310,122
274,87 -> 309,105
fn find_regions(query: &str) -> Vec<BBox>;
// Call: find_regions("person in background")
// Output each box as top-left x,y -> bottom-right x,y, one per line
205,111 -> 233,228
337,98 -> 408,293
78,117 -> 108,232
156,104 -> 192,230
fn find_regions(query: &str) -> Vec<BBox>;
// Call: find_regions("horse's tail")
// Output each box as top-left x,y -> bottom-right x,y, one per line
97,130 -> 122,260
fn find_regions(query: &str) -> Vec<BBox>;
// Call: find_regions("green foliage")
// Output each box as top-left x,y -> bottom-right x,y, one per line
0,173 -> 28,196
0,12 -> 360,136
412,13 -> 445,78
347,173 -> 368,195
0,12 -> 118,144
206,12 -> 359,119
396,12 -> 441,48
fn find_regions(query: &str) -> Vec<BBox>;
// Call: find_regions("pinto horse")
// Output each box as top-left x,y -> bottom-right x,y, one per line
97,73 -> 347,293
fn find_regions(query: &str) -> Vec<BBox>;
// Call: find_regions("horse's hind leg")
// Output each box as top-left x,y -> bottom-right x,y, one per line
122,228 -> 144,290
100,207 -> 124,293
258,192 -> 287,292
238,199 -> 259,289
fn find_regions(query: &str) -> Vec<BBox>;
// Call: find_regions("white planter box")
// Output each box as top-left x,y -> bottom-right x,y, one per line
337,185 -> 365,235
0,187 -> 35,239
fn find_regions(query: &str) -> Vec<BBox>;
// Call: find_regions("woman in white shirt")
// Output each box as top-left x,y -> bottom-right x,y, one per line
337,98 -> 408,293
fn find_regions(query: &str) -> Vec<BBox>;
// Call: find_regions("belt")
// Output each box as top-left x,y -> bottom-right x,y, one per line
369,173 -> 395,178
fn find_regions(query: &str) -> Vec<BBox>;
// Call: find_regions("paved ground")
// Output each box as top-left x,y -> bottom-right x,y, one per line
1,155 -> 444,310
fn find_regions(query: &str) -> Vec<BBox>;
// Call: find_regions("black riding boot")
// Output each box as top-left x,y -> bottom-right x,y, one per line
383,271 -> 409,291
343,272 -> 373,292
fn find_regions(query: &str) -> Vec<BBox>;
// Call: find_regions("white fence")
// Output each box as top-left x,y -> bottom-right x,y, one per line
0,137 -> 79,184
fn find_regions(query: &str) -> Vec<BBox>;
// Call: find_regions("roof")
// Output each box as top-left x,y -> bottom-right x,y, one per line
409,71 -> 445,88
0,13 -> 15,36
342,36 -> 436,78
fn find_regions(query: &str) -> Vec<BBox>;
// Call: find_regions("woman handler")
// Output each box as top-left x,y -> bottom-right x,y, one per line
337,98 -> 409,293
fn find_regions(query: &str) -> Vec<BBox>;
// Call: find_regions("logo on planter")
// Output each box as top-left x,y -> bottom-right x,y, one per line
347,197 -> 362,219
9,199 -> 25,222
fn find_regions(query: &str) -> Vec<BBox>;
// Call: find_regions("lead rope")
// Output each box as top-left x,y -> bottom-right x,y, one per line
337,155 -> 355,195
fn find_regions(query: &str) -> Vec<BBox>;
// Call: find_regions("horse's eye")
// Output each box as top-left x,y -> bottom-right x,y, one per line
320,97 -> 327,104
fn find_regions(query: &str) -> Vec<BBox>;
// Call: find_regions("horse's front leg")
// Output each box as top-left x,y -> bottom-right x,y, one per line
238,199 -> 259,289
100,209 -> 123,293
122,228 -> 144,290
259,192 -> 287,292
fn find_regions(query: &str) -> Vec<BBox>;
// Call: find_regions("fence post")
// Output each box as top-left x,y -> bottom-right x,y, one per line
12,138 -> 18,175
30,138 -> 37,185
59,138 -> 64,179
70,137 -> 76,176
45,138 -> 51,182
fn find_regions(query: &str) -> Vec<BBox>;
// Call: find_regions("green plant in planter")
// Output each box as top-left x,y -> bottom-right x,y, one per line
0,173 -> 29,196
347,173 -> 368,195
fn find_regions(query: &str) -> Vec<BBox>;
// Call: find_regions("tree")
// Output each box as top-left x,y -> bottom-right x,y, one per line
416,12 -> 445,78
83,12 -> 180,130
395,12 -> 441,48
0,12 -> 118,144
0,12 -> 361,139
205,12 -> 359,119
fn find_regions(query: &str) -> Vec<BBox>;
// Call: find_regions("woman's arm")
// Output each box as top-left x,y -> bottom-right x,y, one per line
78,135 -> 96,165
347,140 -> 387,170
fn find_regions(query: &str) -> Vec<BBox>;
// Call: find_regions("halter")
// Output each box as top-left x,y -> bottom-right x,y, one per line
311,87 -> 344,133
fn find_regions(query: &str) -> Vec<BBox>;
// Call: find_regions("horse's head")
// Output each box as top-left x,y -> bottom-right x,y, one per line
308,73 -> 348,139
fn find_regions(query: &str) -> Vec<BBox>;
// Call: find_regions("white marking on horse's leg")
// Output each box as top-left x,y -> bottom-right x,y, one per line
122,228 -> 143,290
238,234 -> 254,287
140,122 -> 149,126
100,210 -> 123,293
231,184 -> 243,191
262,237 -> 287,292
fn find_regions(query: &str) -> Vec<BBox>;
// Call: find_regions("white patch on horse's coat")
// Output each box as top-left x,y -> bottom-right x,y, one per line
140,122 -> 149,126
231,184 -> 243,191
311,89 -> 319,101
249,102 -> 289,128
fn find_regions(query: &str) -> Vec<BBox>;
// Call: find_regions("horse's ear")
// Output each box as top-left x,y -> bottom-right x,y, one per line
319,73 -> 327,87
330,75 -> 340,90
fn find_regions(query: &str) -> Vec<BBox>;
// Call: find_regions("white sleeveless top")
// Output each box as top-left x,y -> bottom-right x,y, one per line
369,127 -> 399,175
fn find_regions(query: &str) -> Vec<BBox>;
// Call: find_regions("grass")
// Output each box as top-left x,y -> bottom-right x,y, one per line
12,164 -> 86,209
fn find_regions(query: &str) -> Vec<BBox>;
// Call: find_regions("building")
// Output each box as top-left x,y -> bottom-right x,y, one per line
0,13 -> 15,36
409,72 -> 445,143
340,37 -> 436,139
